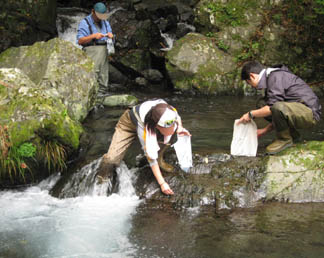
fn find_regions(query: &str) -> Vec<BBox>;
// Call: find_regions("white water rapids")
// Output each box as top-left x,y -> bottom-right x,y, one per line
0,162 -> 141,258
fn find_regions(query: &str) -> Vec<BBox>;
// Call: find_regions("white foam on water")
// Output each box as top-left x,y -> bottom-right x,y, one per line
0,163 -> 141,257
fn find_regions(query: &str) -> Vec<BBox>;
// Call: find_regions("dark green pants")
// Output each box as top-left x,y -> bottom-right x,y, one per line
270,102 -> 316,132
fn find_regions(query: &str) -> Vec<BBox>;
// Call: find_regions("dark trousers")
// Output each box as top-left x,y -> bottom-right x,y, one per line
270,102 -> 316,132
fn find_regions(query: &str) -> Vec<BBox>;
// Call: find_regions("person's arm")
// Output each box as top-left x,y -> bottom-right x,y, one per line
151,163 -> 174,195
78,33 -> 108,45
257,123 -> 273,138
77,18 -> 113,46
237,105 -> 272,124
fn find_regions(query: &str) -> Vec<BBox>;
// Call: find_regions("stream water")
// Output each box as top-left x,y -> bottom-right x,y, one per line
3,7 -> 324,257
1,96 -> 324,258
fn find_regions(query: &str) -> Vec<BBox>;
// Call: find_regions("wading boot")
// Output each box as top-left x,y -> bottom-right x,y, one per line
157,144 -> 175,173
266,129 -> 293,155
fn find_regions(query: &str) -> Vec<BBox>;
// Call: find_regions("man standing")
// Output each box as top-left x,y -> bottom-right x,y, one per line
77,2 -> 113,97
238,61 -> 321,154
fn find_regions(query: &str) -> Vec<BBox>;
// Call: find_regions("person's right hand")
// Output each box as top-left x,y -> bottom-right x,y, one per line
93,33 -> 106,40
237,112 -> 251,125
161,182 -> 174,195
257,128 -> 267,138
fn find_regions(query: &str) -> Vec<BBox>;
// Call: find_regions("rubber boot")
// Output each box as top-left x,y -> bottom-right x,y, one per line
157,144 -> 175,173
266,129 -> 293,154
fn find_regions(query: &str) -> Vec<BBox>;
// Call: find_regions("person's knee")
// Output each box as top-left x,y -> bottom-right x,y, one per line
271,102 -> 287,113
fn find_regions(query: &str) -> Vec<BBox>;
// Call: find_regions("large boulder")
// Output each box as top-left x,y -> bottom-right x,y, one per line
166,33 -> 243,95
0,68 -> 83,185
0,38 -> 97,122
264,141 -> 324,202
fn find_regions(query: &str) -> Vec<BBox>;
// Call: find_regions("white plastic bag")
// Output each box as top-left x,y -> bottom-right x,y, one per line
230,119 -> 258,157
106,38 -> 115,55
173,135 -> 193,172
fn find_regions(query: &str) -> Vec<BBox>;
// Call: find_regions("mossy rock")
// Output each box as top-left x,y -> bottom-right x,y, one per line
0,68 -> 83,184
102,94 -> 138,107
166,33 -> 244,95
0,38 -> 97,122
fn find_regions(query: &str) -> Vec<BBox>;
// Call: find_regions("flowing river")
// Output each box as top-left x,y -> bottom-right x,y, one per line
1,96 -> 324,258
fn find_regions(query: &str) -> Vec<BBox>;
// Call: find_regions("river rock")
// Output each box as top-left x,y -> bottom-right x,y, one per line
102,94 -> 138,107
0,68 -> 83,184
166,32 -> 243,95
0,38 -> 97,122
133,141 -> 324,210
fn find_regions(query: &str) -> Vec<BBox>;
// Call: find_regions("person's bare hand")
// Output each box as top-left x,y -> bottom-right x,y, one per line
107,32 -> 113,38
161,182 -> 174,195
177,126 -> 191,136
237,112 -> 251,125
93,33 -> 106,40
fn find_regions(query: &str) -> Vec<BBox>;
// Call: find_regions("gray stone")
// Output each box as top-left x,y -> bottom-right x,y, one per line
0,38 -> 98,122
166,33 -> 243,95
102,94 -> 139,107
142,69 -> 164,83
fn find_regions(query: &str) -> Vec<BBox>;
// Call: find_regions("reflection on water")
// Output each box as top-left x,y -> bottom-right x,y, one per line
1,96 -> 324,257
130,202 -> 324,258
82,95 -> 324,159
173,96 -> 324,153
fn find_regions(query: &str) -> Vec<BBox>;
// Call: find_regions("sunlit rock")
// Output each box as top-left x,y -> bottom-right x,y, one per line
0,38 -> 97,122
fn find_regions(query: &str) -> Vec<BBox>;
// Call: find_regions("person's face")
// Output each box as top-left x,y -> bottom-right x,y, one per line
156,124 -> 175,136
91,10 -> 101,23
246,73 -> 260,89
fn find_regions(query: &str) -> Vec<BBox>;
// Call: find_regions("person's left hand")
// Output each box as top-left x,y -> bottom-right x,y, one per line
107,32 -> 113,38
237,112 -> 251,125
177,125 -> 191,136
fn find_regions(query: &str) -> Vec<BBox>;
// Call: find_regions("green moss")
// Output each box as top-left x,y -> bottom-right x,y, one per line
204,0 -> 257,27
280,141 -> 324,170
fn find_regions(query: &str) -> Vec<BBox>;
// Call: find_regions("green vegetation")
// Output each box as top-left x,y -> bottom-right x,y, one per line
0,124 -> 69,182
205,0 -> 256,27
0,125 -> 33,181
38,139 -> 67,173
217,40 -> 230,52
282,141 -> 324,171
277,0 -> 324,80
235,0 -> 324,81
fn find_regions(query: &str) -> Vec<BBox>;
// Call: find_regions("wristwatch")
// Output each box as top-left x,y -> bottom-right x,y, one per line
248,111 -> 254,120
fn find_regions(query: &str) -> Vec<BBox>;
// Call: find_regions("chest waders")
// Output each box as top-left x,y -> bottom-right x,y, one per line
83,17 -> 110,96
